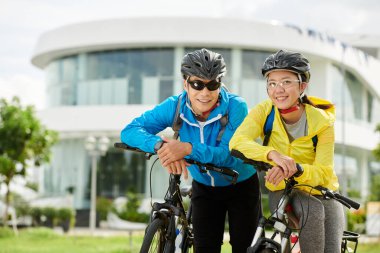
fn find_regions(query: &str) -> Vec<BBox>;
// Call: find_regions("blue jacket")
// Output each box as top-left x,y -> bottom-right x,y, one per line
120,88 -> 256,186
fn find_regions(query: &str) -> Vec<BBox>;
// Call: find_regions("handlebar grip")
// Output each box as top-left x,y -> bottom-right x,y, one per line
315,186 -> 361,210
185,159 -> 239,184
334,193 -> 360,210
114,142 -> 147,153
231,149 -> 272,171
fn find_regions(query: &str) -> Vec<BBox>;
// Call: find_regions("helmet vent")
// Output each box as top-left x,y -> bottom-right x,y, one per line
181,48 -> 226,80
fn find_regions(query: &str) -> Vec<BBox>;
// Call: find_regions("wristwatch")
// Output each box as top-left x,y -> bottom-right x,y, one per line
154,141 -> 164,153
294,163 -> 304,177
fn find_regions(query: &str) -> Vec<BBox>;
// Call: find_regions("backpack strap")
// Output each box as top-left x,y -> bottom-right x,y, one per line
263,105 -> 275,146
217,113 -> 228,142
312,135 -> 318,152
172,95 -> 183,140
172,94 -> 229,141
263,105 -> 319,151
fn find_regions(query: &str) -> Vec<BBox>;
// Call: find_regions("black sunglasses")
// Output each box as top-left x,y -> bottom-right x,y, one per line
187,79 -> 221,91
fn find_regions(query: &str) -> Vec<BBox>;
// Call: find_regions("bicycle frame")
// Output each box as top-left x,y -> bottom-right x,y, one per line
250,177 -> 360,253
251,177 -> 297,253
115,142 -> 238,253
150,174 -> 193,252
230,149 -> 360,253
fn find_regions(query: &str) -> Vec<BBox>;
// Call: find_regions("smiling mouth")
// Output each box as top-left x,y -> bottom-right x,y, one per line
197,99 -> 212,104
275,96 -> 288,101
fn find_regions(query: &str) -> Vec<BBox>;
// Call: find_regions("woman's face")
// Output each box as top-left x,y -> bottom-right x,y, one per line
184,76 -> 220,116
266,71 -> 307,110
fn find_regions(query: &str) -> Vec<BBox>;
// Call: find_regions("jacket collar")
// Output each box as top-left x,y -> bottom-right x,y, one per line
180,87 -> 229,123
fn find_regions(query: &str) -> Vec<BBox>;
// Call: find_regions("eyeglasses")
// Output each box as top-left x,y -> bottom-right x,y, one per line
266,79 -> 300,90
187,79 -> 221,91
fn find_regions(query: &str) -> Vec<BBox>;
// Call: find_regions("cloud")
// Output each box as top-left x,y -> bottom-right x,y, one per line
0,75 -> 46,109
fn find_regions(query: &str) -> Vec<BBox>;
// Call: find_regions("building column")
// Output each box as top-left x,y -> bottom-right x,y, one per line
174,47 -> 185,95
230,48 -> 242,94
360,150 -> 369,201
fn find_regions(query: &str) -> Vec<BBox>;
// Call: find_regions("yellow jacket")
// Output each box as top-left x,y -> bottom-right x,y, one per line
229,96 -> 339,194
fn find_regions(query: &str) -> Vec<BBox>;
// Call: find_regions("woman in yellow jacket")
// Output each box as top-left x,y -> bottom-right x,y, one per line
230,50 -> 344,253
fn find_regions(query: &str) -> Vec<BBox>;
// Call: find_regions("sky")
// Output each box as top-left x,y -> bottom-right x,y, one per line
1,0 -> 379,109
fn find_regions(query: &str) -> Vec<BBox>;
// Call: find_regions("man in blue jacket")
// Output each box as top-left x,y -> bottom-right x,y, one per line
121,48 -> 259,253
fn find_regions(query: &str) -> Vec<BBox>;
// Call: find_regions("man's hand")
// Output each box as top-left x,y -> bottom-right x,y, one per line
157,137 -> 192,167
267,150 -> 298,178
163,159 -> 190,179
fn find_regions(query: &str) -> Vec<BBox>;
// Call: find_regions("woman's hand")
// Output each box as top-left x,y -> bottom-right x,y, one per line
157,137 -> 192,167
265,166 -> 286,186
267,150 -> 298,178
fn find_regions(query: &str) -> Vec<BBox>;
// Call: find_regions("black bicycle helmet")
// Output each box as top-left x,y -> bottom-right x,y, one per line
262,50 -> 311,82
181,48 -> 226,81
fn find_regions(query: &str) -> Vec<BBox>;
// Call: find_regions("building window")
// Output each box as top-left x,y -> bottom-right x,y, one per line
346,72 -> 363,120
83,48 -> 175,105
159,79 -> 174,103
90,150 -> 146,199
331,65 -> 368,123
240,50 -> 272,108
242,50 -> 269,79
46,56 -> 78,106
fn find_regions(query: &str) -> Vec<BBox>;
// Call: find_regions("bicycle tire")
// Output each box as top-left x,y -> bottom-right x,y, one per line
140,218 -> 172,253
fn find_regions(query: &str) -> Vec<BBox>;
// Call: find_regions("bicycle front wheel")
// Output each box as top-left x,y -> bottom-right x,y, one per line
140,218 -> 172,253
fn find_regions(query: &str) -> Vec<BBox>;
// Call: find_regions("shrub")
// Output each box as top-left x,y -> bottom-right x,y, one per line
347,208 -> 366,233
96,197 -> 112,221
12,193 -> 31,217
57,208 -> 74,232
41,207 -> 56,227
30,207 -> 42,226
368,174 -> 380,201
57,208 -> 73,222
117,190 -> 149,223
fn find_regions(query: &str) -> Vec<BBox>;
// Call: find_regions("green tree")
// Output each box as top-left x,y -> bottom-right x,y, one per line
0,97 -> 58,225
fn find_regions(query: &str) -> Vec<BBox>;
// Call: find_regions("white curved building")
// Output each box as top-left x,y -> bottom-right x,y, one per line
32,17 -> 380,211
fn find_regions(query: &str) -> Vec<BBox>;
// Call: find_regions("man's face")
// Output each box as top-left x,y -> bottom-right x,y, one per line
184,76 -> 221,116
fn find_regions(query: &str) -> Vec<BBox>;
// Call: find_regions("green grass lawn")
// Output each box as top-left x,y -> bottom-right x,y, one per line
0,227 -> 378,253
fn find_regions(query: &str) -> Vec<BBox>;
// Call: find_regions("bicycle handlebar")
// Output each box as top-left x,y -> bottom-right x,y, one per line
314,186 -> 360,210
231,149 -> 273,171
231,149 -> 360,210
114,142 -> 239,184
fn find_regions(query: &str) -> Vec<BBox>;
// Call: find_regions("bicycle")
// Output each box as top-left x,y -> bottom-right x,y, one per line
114,142 -> 239,253
230,149 -> 360,253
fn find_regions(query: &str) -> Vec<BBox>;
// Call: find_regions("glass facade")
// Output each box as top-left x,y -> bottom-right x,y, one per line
91,149 -> 146,199
330,64 -> 380,124
240,50 -> 273,108
46,48 -> 175,106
